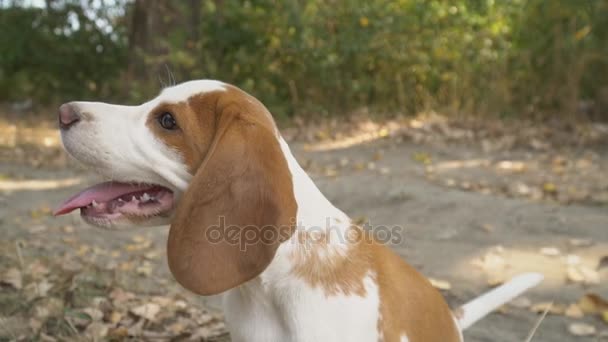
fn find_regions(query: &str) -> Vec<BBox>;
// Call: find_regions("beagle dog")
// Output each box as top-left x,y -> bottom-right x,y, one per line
54,80 -> 542,342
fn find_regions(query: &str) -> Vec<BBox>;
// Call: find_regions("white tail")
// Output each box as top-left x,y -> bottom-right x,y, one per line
457,273 -> 544,330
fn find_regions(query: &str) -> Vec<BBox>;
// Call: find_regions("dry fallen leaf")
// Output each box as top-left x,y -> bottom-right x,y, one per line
168,321 -> 186,334
174,299 -> 188,309
486,273 -> 507,287
62,236 -> 77,244
109,311 -> 123,324
323,167 -> 338,177
29,318 -> 43,332
132,235 -> 147,243
1,267 -> 23,289
119,261 -> 135,271
567,267 -> 585,283
39,332 -> 56,342
68,310 -> 93,328
130,302 -> 161,321
565,254 -> 581,266
108,326 -> 129,338
34,297 -> 64,320
24,279 -> 54,300
510,297 -> 532,309
109,287 -> 136,305
480,223 -> 494,233
564,303 -> 584,318
189,321 -> 227,340
578,293 -> 608,314
542,182 -> 557,194
568,238 -> 593,248
125,241 -> 152,252
412,152 -> 432,165
143,250 -> 161,260
540,247 -> 560,257
27,260 -> 50,279
567,266 -> 600,285
38,279 -> 54,297
82,307 -> 104,322
30,206 -> 51,219
191,311 -> 220,326
530,302 -> 565,315
568,322 -> 596,336
578,266 -> 601,284
428,278 -> 452,290
60,258 -> 83,272
27,225 -> 48,234
472,250 -> 507,271
136,262 -> 153,277
85,322 -> 109,339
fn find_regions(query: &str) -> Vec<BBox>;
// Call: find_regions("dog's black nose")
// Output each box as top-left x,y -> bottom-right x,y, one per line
58,103 -> 81,130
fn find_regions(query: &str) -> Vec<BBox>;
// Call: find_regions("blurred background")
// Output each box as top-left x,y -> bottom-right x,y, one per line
2,0 -> 608,119
1,1 -> 607,341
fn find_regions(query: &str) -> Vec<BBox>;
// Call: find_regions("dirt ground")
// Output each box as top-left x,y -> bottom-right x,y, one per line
0,115 -> 607,341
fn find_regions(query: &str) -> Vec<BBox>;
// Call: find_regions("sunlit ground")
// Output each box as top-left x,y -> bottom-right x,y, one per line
0,177 -> 83,191
0,119 -> 61,149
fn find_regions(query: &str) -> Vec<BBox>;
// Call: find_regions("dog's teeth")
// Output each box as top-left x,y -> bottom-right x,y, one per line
118,198 -> 124,203
131,196 -> 137,202
141,193 -> 151,202
92,200 -> 99,207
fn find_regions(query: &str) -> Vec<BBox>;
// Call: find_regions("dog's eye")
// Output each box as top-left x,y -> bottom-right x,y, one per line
158,112 -> 177,130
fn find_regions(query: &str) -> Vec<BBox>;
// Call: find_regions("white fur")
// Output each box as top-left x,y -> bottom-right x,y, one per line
158,80 -> 226,103
224,272 -> 380,342
277,137 -> 351,257
60,80 -> 543,341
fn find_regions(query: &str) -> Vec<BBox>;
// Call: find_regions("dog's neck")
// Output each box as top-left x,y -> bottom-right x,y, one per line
261,139 -> 353,267
279,138 -> 351,231
228,138 -> 353,295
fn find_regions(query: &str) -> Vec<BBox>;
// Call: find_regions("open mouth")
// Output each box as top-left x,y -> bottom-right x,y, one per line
54,181 -> 174,226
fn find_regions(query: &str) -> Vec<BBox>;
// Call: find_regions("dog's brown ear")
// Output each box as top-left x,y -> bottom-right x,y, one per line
167,101 -> 297,296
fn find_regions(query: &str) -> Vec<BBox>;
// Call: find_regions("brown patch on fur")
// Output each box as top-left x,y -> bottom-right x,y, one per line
292,225 -> 460,341
291,227 -> 371,297
372,241 -> 460,342
155,85 -> 297,295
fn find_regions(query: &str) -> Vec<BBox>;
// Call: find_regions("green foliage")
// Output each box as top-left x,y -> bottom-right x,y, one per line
508,0 -> 608,117
1,0 -> 607,119
0,0 -> 127,103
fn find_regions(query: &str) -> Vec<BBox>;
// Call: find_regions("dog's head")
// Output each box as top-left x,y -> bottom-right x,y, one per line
55,80 -> 297,295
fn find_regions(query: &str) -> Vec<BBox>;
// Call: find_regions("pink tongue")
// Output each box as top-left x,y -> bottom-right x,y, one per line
53,181 -> 155,216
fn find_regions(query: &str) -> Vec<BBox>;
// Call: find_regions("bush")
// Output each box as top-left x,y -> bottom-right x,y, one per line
1,0 -> 607,120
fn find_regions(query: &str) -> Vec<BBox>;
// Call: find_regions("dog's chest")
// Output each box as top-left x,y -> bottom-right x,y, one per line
222,276 -> 381,342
